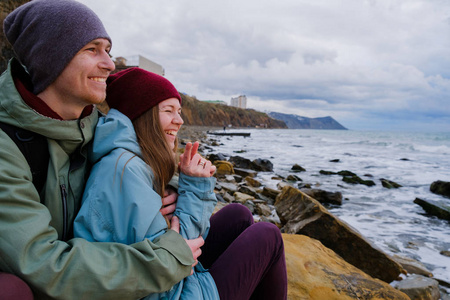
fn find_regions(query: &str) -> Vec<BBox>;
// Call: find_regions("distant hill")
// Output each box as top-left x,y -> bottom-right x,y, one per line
179,94 -> 287,128
268,112 -> 347,130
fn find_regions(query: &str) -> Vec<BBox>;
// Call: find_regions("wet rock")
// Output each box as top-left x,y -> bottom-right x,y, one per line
440,250 -> 450,257
414,198 -> 450,221
319,170 -> 337,175
298,183 -> 312,189
213,160 -> 234,176
286,174 -> 302,182
245,176 -> 262,187
233,167 -> 257,178
392,274 -> 440,300
283,234 -> 410,300
381,178 -> 403,189
261,186 -> 281,201
430,180 -> 450,198
207,153 -> 228,163
300,188 -> 343,205
392,255 -> 433,277
338,170 -> 357,177
342,175 -> 376,186
229,156 -> 253,169
291,164 -> 306,172
252,158 -> 273,172
329,159 -> 340,163
275,186 -> 405,283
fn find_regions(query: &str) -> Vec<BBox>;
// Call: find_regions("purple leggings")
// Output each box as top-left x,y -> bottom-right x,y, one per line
200,203 -> 287,300
0,273 -> 34,300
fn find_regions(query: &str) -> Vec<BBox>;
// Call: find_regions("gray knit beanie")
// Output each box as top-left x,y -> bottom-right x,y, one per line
4,0 -> 111,94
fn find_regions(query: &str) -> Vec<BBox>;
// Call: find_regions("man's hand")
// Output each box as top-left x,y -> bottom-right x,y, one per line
170,216 -> 204,275
160,188 -> 177,221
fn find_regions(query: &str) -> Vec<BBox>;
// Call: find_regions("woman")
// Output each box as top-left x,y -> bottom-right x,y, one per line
74,67 -> 287,299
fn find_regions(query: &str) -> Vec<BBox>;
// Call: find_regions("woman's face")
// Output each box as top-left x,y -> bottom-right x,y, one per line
158,98 -> 183,149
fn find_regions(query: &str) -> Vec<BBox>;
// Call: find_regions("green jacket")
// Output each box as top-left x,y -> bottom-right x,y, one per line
0,59 -> 194,299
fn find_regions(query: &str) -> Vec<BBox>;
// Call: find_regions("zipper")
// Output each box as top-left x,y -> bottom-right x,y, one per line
60,184 -> 69,241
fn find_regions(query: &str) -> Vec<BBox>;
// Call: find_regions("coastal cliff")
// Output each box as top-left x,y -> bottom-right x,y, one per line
180,94 -> 287,128
268,111 -> 347,130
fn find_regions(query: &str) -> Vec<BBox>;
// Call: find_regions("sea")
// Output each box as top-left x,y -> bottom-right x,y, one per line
204,128 -> 450,284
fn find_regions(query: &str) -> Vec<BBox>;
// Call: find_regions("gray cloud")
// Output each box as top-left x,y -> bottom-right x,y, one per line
77,0 -> 450,131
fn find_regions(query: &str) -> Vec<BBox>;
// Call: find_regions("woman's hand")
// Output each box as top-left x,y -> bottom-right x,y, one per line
179,141 -> 216,177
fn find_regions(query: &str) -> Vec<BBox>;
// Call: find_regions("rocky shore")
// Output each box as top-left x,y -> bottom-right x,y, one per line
179,126 -> 450,300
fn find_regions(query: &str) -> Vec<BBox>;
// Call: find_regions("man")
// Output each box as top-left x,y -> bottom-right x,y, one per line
0,0 -> 202,299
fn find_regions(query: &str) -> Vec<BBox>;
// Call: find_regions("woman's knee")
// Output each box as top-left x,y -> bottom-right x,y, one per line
0,273 -> 33,300
217,203 -> 254,226
250,222 -> 284,251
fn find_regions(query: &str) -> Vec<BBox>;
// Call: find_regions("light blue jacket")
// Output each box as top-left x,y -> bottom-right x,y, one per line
74,109 -> 219,300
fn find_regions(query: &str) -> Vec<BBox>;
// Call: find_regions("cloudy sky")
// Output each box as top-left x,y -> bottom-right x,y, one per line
77,0 -> 450,132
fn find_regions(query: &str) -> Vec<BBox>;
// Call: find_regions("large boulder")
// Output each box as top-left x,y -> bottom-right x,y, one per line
430,180 -> 450,198
283,234 -> 410,300
300,188 -> 343,205
275,186 -> 405,283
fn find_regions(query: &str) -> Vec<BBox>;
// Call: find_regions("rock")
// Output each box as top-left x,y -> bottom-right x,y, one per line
286,174 -> 302,182
291,164 -> 306,172
245,176 -> 262,187
430,180 -> 450,198
233,191 -> 254,204
207,153 -> 228,163
441,250 -> 450,257
392,255 -> 433,277
338,170 -> 357,177
221,192 -> 235,203
255,203 -> 272,217
342,175 -> 376,186
261,186 -> 281,200
320,170 -> 337,175
392,274 -> 440,300
414,198 -> 450,221
381,178 -> 403,189
217,182 -> 238,195
283,234 -> 410,300
300,188 -> 343,205
275,186 -> 405,283
233,167 -> 258,178
229,156 -> 253,169
330,159 -> 340,163
252,158 -> 273,172
213,160 -> 234,176
238,185 -> 258,197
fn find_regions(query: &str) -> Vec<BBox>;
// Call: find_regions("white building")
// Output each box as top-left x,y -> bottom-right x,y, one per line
114,55 -> 165,76
230,95 -> 247,109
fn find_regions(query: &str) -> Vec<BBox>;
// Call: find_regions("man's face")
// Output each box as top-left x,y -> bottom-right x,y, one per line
44,38 -> 115,117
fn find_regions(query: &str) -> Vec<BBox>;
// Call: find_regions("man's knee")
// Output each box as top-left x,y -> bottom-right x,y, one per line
0,273 -> 33,300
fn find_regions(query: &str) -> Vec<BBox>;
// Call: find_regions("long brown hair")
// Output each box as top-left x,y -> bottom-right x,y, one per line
132,106 -> 178,197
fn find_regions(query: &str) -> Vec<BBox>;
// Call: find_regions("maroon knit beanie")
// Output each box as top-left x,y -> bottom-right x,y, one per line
106,67 -> 182,121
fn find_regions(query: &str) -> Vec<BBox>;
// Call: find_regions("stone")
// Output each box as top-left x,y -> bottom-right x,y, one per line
207,153 -> 227,163
414,198 -> 450,221
430,180 -> 450,198
217,182 -> 238,195
300,188 -> 343,205
320,170 -> 337,175
381,178 -> 403,189
393,274 -> 440,300
233,191 -> 254,204
261,186 -> 281,200
252,158 -> 273,172
213,160 -> 234,176
392,255 -> 433,277
238,184 -> 258,197
229,156 -> 253,169
245,176 -> 262,187
233,167 -> 258,178
342,175 -> 376,186
275,186 -> 405,283
291,164 -> 306,172
283,234 -> 410,300
255,203 -> 272,217
286,174 -> 302,182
